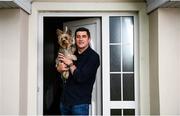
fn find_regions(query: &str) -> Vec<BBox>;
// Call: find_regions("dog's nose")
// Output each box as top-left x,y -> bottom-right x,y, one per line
62,40 -> 67,43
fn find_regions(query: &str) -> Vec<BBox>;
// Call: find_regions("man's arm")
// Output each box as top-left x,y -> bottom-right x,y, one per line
73,54 -> 100,83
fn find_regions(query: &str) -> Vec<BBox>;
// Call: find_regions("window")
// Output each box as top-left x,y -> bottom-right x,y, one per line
103,15 -> 137,115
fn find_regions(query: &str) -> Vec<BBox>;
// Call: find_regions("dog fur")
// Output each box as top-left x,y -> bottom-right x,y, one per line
56,27 -> 77,81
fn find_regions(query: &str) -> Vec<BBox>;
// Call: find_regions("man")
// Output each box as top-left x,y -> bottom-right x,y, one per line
56,27 -> 100,115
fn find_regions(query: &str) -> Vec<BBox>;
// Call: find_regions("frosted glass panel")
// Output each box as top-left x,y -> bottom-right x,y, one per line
110,45 -> 121,72
111,109 -> 121,115
110,74 -> 121,101
122,44 -> 134,72
110,17 -> 121,43
122,17 -> 134,72
122,17 -> 134,44
123,74 -> 134,101
124,109 -> 135,115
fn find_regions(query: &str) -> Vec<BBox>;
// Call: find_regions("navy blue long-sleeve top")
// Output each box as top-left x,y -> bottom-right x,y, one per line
61,46 -> 100,106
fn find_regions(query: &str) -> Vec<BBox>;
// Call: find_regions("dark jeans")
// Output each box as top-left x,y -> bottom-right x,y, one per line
60,103 -> 89,115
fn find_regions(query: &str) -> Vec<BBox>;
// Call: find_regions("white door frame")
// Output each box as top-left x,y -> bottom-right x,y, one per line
37,12 -> 138,115
38,15 -> 102,115
28,2 -> 149,115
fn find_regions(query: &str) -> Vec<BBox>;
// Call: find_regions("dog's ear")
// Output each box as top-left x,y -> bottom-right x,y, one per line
67,29 -> 72,36
64,26 -> 68,33
64,26 -> 72,35
56,29 -> 63,36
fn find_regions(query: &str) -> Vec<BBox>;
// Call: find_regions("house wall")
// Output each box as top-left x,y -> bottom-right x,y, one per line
149,8 -> 180,115
0,9 -> 28,115
149,10 -> 160,115
158,8 -> 180,115
19,9 -> 29,115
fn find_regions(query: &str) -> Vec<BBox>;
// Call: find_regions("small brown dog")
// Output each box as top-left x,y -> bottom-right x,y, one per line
56,27 -> 77,81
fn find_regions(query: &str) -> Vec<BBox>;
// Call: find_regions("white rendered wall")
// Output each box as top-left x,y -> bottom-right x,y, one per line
0,9 -> 20,114
158,8 -> 180,115
19,9 -> 29,115
149,8 -> 180,115
149,10 -> 160,115
0,9 -> 28,115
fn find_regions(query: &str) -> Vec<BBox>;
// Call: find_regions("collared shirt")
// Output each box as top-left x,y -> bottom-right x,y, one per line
61,46 -> 100,106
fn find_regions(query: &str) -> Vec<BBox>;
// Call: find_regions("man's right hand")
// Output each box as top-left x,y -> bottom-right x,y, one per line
56,62 -> 68,73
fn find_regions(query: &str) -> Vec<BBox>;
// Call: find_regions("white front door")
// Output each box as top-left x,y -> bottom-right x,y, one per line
63,18 -> 101,115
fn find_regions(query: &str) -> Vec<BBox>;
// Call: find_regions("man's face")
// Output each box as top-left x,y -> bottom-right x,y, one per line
75,31 -> 90,50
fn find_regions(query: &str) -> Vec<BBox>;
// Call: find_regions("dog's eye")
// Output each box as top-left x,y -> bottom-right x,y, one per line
64,37 -> 68,40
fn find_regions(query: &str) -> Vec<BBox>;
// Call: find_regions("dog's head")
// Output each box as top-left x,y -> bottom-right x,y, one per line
56,27 -> 73,49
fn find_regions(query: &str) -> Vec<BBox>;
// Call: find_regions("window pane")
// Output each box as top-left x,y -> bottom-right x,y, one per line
122,44 -> 134,72
122,17 -> 134,44
111,109 -> 122,116
110,74 -> 121,101
122,17 -> 134,72
110,17 -> 121,43
110,45 -> 121,72
123,109 -> 135,115
123,74 -> 134,101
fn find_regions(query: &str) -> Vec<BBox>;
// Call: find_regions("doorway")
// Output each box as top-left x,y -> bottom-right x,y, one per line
38,12 -> 139,116
41,17 -> 101,115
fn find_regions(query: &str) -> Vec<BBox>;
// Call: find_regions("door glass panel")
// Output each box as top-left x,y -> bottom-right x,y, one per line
111,109 -> 122,115
123,74 -> 134,101
111,109 -> 135,116
110,17 -> 121,43
122,17 -> 134,43
123,109 -> 135,115
122,17 -> 134,72
122,44 -> 134,72
110,45 -> 121,72
110,74 -> 121,101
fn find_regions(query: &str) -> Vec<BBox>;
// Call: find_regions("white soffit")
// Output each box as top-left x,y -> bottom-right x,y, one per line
147,0 -> 180,13
0,0 -> 31,14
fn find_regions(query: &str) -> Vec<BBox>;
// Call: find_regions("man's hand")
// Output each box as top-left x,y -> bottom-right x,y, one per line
58,53 -> 73,66
56,62 -> 68,73
58,53 -> 77,74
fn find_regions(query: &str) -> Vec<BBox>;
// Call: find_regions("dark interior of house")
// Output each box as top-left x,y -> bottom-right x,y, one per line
43,17 -> 92,115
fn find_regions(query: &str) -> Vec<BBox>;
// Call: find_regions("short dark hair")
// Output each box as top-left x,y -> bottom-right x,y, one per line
75,27 -> 91,38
